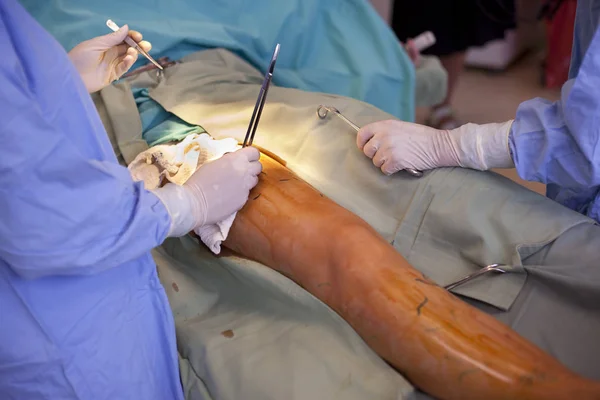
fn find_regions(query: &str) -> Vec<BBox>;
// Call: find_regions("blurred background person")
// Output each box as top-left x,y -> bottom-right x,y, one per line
391,0 -> 516,130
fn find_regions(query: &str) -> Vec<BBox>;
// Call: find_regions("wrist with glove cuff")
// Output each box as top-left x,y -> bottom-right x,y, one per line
446,120 -> 515,171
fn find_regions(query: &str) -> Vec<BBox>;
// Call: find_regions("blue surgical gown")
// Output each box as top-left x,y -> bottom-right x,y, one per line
509,0 -> 600,222
0,1 -> 184,399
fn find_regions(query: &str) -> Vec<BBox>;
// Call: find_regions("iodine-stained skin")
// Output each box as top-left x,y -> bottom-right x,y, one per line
224,153 -> 600,400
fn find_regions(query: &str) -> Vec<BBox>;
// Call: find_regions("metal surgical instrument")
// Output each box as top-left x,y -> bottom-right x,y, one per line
316,105 -> 423,177
444,264 -> 520,291
242,43 -> 280,147
106,19 -> 164,71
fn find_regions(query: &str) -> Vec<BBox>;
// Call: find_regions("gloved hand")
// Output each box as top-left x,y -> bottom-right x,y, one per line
152,147 -> 262,237
68,25 -> 151,93
357,119 -> 515,176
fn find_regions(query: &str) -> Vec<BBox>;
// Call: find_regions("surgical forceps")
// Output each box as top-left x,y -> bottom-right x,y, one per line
242,44 -> 280,147
444,264 -> 519,291
106,19 -> 164,71
316,105 -> 423,177
122,57 -> 178,78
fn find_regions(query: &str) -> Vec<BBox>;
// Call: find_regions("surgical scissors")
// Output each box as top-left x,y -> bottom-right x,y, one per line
317,105 -> 423,177
242,43 -> 280,147
106,19 -> 164,71
444,263 -> 519,291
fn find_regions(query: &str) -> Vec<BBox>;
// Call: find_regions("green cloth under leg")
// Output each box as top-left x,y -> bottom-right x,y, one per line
133,88 -> 207,146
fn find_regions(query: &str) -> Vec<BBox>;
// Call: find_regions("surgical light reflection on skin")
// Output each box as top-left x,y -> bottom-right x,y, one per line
432,335 -> 515,384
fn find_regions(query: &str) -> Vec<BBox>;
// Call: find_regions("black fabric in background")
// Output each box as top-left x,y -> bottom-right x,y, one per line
391,0 -> 517,56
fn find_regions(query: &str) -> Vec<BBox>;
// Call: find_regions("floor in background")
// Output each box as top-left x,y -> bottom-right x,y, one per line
416,50 -> 561,195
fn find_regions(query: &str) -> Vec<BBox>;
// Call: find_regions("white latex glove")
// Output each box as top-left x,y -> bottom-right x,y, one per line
357,119 -> 515,176
152,147 -> 262,237
68,25 -> 151,93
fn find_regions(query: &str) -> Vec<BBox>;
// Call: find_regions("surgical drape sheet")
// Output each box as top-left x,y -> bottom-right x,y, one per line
19,0 -> 416,121
95,49 -> 600,400
0,2 -> 183,399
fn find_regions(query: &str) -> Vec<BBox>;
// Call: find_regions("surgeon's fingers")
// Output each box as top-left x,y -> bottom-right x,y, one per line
123,46 -> 139,65
116,43 -> 129,56
236,146 -> 261,162
245,174 -> 259,190
137,40 -> 152,53
127,30 -> 150,53
242,160 -> 262,191
114,49 -> 138,78
116,41 -> 152,58
357,126 -> 376,151
357,120 -> 396,150
128,30 -> 143,43
372,148 -> 387,169
115,30 -> 150,56
380,159 -> 400,176
362,137 -> 380,159
248,160 -> 263,175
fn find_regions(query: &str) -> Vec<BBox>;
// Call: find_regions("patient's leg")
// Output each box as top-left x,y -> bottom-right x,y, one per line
224,154 -> 600,400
